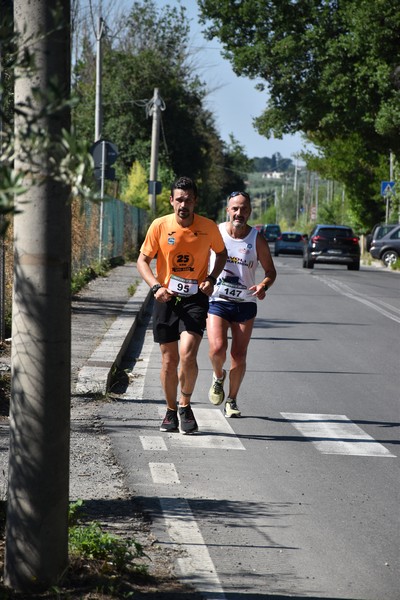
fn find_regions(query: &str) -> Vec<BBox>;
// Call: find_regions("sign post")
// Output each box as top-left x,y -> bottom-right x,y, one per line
380,181 -> 395,224
90,139 -> 119,261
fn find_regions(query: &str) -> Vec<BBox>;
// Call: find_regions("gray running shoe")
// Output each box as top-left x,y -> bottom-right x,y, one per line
178,404 -> 198,434
208,369 -> 226,405
224,399 -> 241,418
160,409 -> 179,432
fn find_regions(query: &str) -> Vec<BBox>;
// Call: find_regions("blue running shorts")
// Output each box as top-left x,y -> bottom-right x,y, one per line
208,300 -> 257,323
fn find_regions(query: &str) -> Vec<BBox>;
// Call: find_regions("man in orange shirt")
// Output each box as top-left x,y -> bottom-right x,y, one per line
137,176 -> 227,434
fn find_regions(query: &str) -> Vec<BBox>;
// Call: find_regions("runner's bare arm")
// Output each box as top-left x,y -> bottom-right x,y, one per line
211,247 -> 228,280
137,252 -> 159,288
249,234 -> 277,299
199,247 -> 227,296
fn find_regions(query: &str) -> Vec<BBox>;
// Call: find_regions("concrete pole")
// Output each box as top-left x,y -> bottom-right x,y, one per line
95,17 -> 104,142
5,0 -> 71,591
95,18 -> 105,261
0,37 -> 5,342
148,87 -> 161,213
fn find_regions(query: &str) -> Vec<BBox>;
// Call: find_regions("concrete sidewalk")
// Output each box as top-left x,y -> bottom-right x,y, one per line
0,262 -> 153,499
72,262 -> 151,396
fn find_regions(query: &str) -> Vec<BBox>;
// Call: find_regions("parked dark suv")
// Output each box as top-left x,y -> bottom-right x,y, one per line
264,224 -> 281,242
365,223 -> 397,252
369,225 -> 400,266
303,224 -> 360,270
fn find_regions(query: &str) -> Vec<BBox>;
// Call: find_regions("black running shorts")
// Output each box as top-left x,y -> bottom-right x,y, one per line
152,291 -> 209,344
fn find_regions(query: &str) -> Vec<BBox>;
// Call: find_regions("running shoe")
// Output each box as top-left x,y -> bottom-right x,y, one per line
208,369 -> 226,405
224,399 -> 241,418
178,404 -> 198,434
160,409 -> 179,432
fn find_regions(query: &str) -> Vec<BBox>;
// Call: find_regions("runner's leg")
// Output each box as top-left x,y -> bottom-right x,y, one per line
228,318 -> 255,399
207,312 -> 229,379
159,341 -> 179,410
178,330 -> 202,406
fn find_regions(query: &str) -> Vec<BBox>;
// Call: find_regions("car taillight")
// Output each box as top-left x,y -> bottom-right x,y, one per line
277,235 -> 282,241
311,235 -> 325,242
342,237 -> 359,244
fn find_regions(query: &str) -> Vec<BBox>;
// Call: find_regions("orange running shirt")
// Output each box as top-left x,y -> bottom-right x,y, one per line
140,213 -> 225,287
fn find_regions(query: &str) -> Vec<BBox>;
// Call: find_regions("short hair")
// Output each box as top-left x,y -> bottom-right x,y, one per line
171,176 -> 198,197
228,191 -> 251,202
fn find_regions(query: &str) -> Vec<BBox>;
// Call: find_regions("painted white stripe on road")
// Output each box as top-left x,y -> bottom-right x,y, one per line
140,436 -> 168,451
315,276 -> 400,324
160,497 -> 226,599
149,462 -> 180,484
281,413 -> 396,457
158,407 -> 245,450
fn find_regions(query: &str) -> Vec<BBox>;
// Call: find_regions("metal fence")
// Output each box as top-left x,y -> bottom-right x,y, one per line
72,196 -> 149,273
0,197 -> 149,340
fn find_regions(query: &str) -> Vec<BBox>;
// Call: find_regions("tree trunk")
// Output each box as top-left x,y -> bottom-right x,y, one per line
5,0 -> 71,591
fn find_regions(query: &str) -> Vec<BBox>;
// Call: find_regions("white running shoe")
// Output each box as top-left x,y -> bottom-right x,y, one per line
208,369 -> 226,405
224,399 -> 241,418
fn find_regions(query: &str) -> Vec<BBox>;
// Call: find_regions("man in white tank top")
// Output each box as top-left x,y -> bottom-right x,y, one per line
207,191 -> 277,417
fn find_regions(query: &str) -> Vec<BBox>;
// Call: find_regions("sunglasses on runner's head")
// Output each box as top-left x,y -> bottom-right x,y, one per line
229,191 -> 250,199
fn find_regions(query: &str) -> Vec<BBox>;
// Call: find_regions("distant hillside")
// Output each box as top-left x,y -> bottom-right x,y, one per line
252,153 -> 293,172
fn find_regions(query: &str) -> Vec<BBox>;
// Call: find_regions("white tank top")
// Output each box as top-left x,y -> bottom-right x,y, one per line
210,223 -> 259,303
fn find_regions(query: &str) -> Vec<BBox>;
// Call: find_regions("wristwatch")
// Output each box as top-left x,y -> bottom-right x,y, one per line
206,274 -> 217,285
263,284 -> 269,291
151,283 -> 163,295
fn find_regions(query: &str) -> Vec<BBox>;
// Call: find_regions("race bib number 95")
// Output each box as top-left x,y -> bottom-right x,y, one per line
169,275 -> 198,297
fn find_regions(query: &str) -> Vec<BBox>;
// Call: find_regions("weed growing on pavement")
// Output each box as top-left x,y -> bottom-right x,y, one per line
127,279 -> 139,296
71,259 -> 112,295
68,500 -> 148,574
361,252 -> 372,266
69,522 -> 147,573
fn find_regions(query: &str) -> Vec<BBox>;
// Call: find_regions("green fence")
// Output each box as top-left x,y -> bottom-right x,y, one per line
72,197 -> 149,273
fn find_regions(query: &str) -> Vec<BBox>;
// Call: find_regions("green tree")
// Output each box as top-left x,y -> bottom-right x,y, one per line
121,161 -> 148,209
72,0 -> 242,219
198,0 -> 400,228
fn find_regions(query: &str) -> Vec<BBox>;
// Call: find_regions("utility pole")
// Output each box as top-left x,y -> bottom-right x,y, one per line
0,35 -> 5,342
95,16 -> 105,259
5,0 -> 71,591
95,17 -> 104,142
148,88 -> 164,213
387,151 -> 394,225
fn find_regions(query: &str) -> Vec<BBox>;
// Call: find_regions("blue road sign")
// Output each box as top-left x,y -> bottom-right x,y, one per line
381,181 -> 395,196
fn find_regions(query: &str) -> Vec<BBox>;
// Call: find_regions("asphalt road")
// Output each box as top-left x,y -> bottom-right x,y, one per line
101,256 -> 399,600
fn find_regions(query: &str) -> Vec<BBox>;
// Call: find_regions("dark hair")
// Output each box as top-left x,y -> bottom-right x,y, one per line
171,176 -> 197,197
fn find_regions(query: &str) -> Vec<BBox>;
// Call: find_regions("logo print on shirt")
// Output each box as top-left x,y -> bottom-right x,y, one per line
168,238 -> 175,245
172,253 -> 195,272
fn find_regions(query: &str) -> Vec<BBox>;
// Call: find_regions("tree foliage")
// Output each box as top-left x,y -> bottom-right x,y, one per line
72,0 -> 250,220
198,0 -> 400,228
0,1 -> 95,226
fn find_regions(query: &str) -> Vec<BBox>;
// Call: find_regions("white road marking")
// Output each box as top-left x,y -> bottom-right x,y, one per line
160,497 -> 226,599
158,407 -> 246,450
149,462 -> 180,484
315,276 -> 400,324
281,413 -> 396,457
140,436 -> 168,451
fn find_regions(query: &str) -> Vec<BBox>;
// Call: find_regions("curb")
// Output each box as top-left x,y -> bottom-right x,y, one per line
76,280 -> 152,395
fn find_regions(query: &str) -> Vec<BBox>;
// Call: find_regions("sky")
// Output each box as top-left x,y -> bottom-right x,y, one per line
86,0 -> 308,160
153,0 -> 307,160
